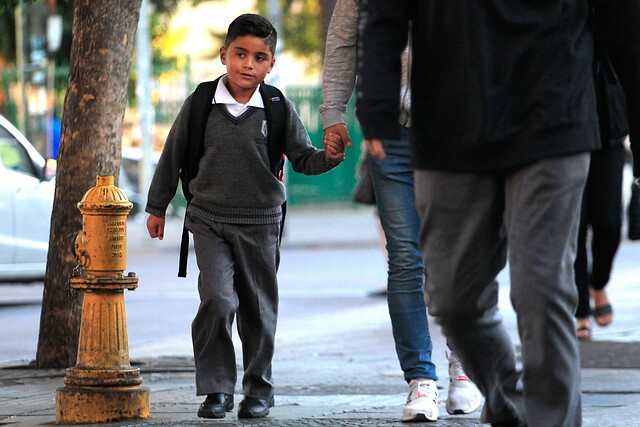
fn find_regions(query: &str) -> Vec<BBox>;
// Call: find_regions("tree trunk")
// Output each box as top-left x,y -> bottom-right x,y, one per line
35,0 -> 142,368
319,0 -> 337,58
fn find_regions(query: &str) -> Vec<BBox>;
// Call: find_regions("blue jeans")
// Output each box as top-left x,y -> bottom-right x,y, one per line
369,128 -> 437,382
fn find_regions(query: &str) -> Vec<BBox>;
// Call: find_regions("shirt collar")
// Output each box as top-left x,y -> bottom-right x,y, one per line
213,75 -> 264,109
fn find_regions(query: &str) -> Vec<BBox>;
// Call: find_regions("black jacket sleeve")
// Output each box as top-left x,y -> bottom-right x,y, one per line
592,0 -> 640,176
355,0 -> 410,141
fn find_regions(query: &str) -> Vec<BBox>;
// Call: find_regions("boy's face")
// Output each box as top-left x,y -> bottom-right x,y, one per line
220,35 -> 275,100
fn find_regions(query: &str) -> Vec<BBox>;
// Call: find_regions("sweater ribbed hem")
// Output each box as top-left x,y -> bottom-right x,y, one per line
319,106 -> 347,130
145,200 -> 169,218
189,199 -> 282,225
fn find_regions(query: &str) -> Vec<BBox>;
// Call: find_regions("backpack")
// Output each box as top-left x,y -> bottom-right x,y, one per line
177,76 -> 288,277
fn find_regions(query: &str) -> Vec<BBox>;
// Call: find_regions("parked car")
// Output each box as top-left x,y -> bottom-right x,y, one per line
0,115 -> 146,281
0,114 -> 54,282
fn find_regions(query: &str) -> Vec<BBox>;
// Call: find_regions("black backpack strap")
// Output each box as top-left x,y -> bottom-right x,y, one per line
260,84 -> 289,243
182,78 -> 220,202
178,216 -> 190,277
279,200 -> 287,244
177,78 -> 220,278
259,83 -> 287,180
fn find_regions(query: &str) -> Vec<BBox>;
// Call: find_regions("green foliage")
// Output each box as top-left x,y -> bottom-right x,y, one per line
256,0 -> 322,71
150,12 -> 178,70
0,7 -> 16,62
149,0 -> 180,16
0,0 -> 184,65
0,0 -> 34,12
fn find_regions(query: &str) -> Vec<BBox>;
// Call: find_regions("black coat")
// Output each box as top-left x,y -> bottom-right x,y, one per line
593,43 -> 628,147
356,0 -> 639,175
591,0 -> 639,162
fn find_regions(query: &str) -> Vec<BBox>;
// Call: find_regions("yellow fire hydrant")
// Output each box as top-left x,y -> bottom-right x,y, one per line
56,175 -> 149,424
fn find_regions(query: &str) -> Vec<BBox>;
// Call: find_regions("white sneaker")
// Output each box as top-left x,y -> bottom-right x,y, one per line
445,349 -> 483,415
402,378 -> 439,422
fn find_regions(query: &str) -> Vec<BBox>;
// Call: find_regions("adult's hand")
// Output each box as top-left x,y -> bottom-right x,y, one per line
323,132 -> 346,165
365,139 -> 386,160
324,123 -> 353,148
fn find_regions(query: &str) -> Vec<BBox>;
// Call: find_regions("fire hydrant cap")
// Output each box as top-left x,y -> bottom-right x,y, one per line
77,175 -> 133,213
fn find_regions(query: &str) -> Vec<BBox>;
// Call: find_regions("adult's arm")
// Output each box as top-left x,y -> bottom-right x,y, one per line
355,0 -> 410,141
593,0 -> 640,177
319,0 -> 360,131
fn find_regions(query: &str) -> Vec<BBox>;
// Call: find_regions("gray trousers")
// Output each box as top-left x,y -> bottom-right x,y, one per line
185,212 -> 280,400
414,153 -> 589,427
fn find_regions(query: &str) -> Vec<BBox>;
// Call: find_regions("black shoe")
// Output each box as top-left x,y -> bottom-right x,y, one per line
197,393 -> 233,419
237,396 -> 274,419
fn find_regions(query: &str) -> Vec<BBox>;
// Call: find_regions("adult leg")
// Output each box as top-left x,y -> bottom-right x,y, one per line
588,143 -> 625,325
574,172 -> 592,339
229,222 -> 280,402
369,131 -> 437,383
574,190 -> 591,321
186,213 -> 238,396
504,153 -> 589,427
414,170 -> 522,425
588,142 -> 625,292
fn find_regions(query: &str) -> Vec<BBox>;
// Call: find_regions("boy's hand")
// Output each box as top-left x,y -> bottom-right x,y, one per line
324,123 -> 352,148
147,214 -> 165,240
323,132 -> 346,165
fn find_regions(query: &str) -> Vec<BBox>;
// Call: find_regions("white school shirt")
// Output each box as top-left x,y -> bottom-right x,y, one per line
213,75 -> 264,117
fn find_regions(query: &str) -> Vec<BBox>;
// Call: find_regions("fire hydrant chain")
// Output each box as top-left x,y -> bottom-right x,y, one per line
65,264 -> 83,300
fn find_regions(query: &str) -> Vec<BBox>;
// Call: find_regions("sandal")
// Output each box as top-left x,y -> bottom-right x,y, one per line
576,322 -> 592,340
592,303 -> 613,327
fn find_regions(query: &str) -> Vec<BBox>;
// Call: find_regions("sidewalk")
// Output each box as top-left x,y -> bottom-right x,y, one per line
2,206 -> 640,426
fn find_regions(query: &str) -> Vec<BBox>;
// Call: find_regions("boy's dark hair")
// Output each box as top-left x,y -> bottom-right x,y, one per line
225,14 -> 277,55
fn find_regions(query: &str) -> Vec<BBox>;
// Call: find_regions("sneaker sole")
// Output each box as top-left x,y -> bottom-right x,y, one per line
401,412 -> 438,423
401,407 -> 438,423
446,398 -> 482,415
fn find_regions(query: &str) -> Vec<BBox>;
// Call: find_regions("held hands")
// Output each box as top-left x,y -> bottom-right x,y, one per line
147,214 -> 165,240
323,125 -> 349,166
324,133 -> 345,165
325,123 -> 352,149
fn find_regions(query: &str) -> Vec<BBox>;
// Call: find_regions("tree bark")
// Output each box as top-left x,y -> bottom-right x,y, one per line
35,0 -> 142,368
319,0 -> 337,58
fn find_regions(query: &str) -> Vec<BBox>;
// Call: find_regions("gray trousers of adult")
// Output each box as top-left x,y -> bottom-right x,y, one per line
185,212 -> 280,401
414,153 -> 589,427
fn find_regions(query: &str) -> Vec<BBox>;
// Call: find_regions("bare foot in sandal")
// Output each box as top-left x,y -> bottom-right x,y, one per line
591,289 -> 613,327
576,318 -> 592,340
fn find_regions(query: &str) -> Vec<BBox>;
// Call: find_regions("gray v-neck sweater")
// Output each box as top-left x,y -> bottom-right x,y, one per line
146,91 -> 335,224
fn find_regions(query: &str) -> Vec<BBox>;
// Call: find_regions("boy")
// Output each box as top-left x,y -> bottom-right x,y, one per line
145,14 -> 344,420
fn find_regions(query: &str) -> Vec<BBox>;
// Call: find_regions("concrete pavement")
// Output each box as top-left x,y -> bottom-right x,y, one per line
1,205 -> 640,426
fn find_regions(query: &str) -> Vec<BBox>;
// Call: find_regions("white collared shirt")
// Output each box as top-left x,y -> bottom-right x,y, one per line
213,75 -> 264,117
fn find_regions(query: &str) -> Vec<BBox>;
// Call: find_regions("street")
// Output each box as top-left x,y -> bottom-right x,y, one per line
1,207 -> 407,365
1,206 -> 640,425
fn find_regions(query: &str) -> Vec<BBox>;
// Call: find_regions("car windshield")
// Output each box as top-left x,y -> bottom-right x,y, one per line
0,135 -> 38,177
0,126 -> 13,139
